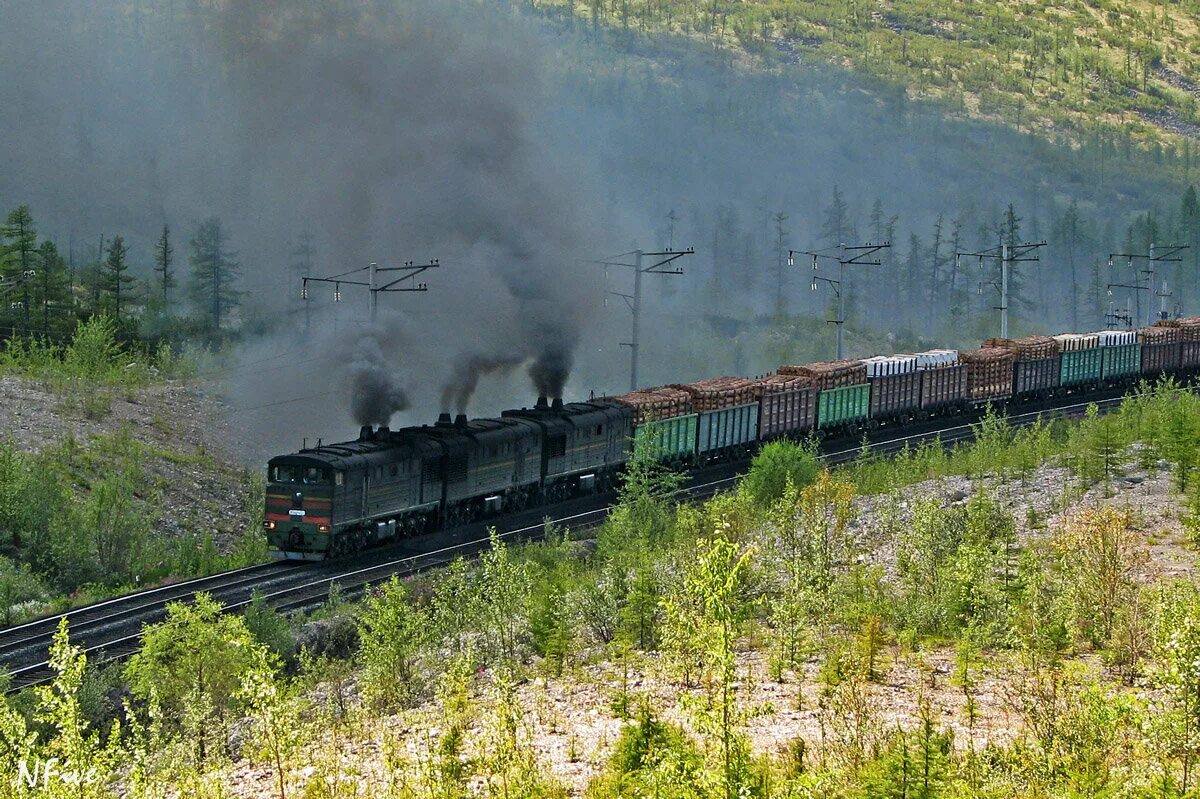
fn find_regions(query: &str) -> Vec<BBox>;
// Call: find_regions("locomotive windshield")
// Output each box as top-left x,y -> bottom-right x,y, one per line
269,465 -> 333,484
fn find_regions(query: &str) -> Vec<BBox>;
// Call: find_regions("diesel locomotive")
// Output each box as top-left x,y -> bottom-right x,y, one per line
266,319 -> 1200,560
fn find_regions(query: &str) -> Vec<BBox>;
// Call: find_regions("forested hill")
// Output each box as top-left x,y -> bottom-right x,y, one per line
534,0 -> 1200,157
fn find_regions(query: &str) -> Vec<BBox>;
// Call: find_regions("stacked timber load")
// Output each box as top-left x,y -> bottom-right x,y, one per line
610,387 -> 693,425
778,359 -> 867,389
1140,325 -> 1180,344
984,335 -> 1060,359
756,373 -> 812,394
862,355 -> 918,377
1153,319 -> 1181,329
960,347 -> 1016,400
1053,333 -> 1100,351
1180,317 -> 1200,341
670,377 -> 759,411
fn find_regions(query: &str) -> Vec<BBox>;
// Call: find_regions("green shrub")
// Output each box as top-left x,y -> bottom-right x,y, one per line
243,590 -> 296,661
585,703 -> 705,799
357,576 -> 430,708
742,439 -> 822,507
125,593 -> 262,763
63,315 -> 122,382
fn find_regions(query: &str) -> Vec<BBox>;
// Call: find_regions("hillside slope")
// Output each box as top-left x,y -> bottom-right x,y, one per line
537,0 -> 1200,152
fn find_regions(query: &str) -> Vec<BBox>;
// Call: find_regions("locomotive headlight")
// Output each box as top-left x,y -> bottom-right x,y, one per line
317,524 -> 331,533
264,520 -> 276,530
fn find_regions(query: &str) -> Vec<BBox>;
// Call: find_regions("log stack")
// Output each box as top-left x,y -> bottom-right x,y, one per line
959,347 -> 1016,400
984,335 -> 1060,360
777,359 -> 867,390
670,377 -> 759,411
1140,325 -> 1180,344
610,387 -> 693,425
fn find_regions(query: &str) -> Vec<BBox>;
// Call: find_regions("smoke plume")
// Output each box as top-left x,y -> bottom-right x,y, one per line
201,0 -> 600,419
441,353 -> 524,414
348,332 -> 410,427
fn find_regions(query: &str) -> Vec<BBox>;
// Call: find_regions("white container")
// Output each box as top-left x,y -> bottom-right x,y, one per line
914,349 -> 959,369
863,355 -> 918,378
1094,329 -> 1135,347
1053,333 -> 1099,351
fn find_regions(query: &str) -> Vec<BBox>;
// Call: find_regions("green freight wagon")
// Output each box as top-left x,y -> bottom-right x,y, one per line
1053,333 -> 1103,388
636,414 -> 698,463
697,403 -> 760,460
817,383 -> 870,430
1101,343 -> 1141,381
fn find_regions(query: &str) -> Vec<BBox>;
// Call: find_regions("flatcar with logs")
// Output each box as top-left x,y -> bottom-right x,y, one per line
265,318 -> 1200,560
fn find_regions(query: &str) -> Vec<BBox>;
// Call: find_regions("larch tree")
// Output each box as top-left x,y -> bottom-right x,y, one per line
103,235 -> 136,326
34,240 -> 70,337
904,232 -> 923,332
1054,199 -> 1086,331
820,184 -> 853,248
154,224 -> 174,306
1,206 -> 39,330
188,217 -> 240,331
1180,185 -> 1200,308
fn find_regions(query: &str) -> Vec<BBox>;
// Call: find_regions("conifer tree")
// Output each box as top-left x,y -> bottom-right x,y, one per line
1180,185 -> 1200,308
1,206 -> 38,331
188,217 -> 240,331
153,224 -> 174,306
103,235 -> 136,326
821,185 -> 853,247
34,240 -> 70,336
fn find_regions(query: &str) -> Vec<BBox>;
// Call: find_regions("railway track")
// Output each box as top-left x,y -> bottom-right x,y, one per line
0,390 -> 1136,692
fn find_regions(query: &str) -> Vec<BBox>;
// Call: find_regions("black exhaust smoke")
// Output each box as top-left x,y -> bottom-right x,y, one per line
348,328 -> 410,427
440,353 -> 524,414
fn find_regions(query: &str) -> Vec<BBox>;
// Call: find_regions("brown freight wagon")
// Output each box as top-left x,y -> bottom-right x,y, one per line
1176,318 -> 1200,369
1012,357 -> 1060,397
1184,340 -> 1200,370
960,347 -> 1016,402
918,363 -> 968,412
756,375 -> 817,440
1139,326 -> 1181,376
868,371 -> 921,420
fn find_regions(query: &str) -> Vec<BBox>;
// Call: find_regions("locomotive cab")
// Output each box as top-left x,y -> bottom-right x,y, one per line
265,455 -> 339,560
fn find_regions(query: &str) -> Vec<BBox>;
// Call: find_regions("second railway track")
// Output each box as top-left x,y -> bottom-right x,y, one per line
0,390 -> 1136,692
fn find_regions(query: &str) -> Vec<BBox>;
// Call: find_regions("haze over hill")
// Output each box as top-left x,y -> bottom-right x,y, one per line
1,0 -> 1197,452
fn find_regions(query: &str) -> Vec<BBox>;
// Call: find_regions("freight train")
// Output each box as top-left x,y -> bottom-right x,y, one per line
265,319 -> 1200,560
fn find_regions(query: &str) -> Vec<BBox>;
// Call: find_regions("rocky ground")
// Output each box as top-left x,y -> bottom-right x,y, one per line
224,461 -> 1196,797
0,374 -> 256,552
